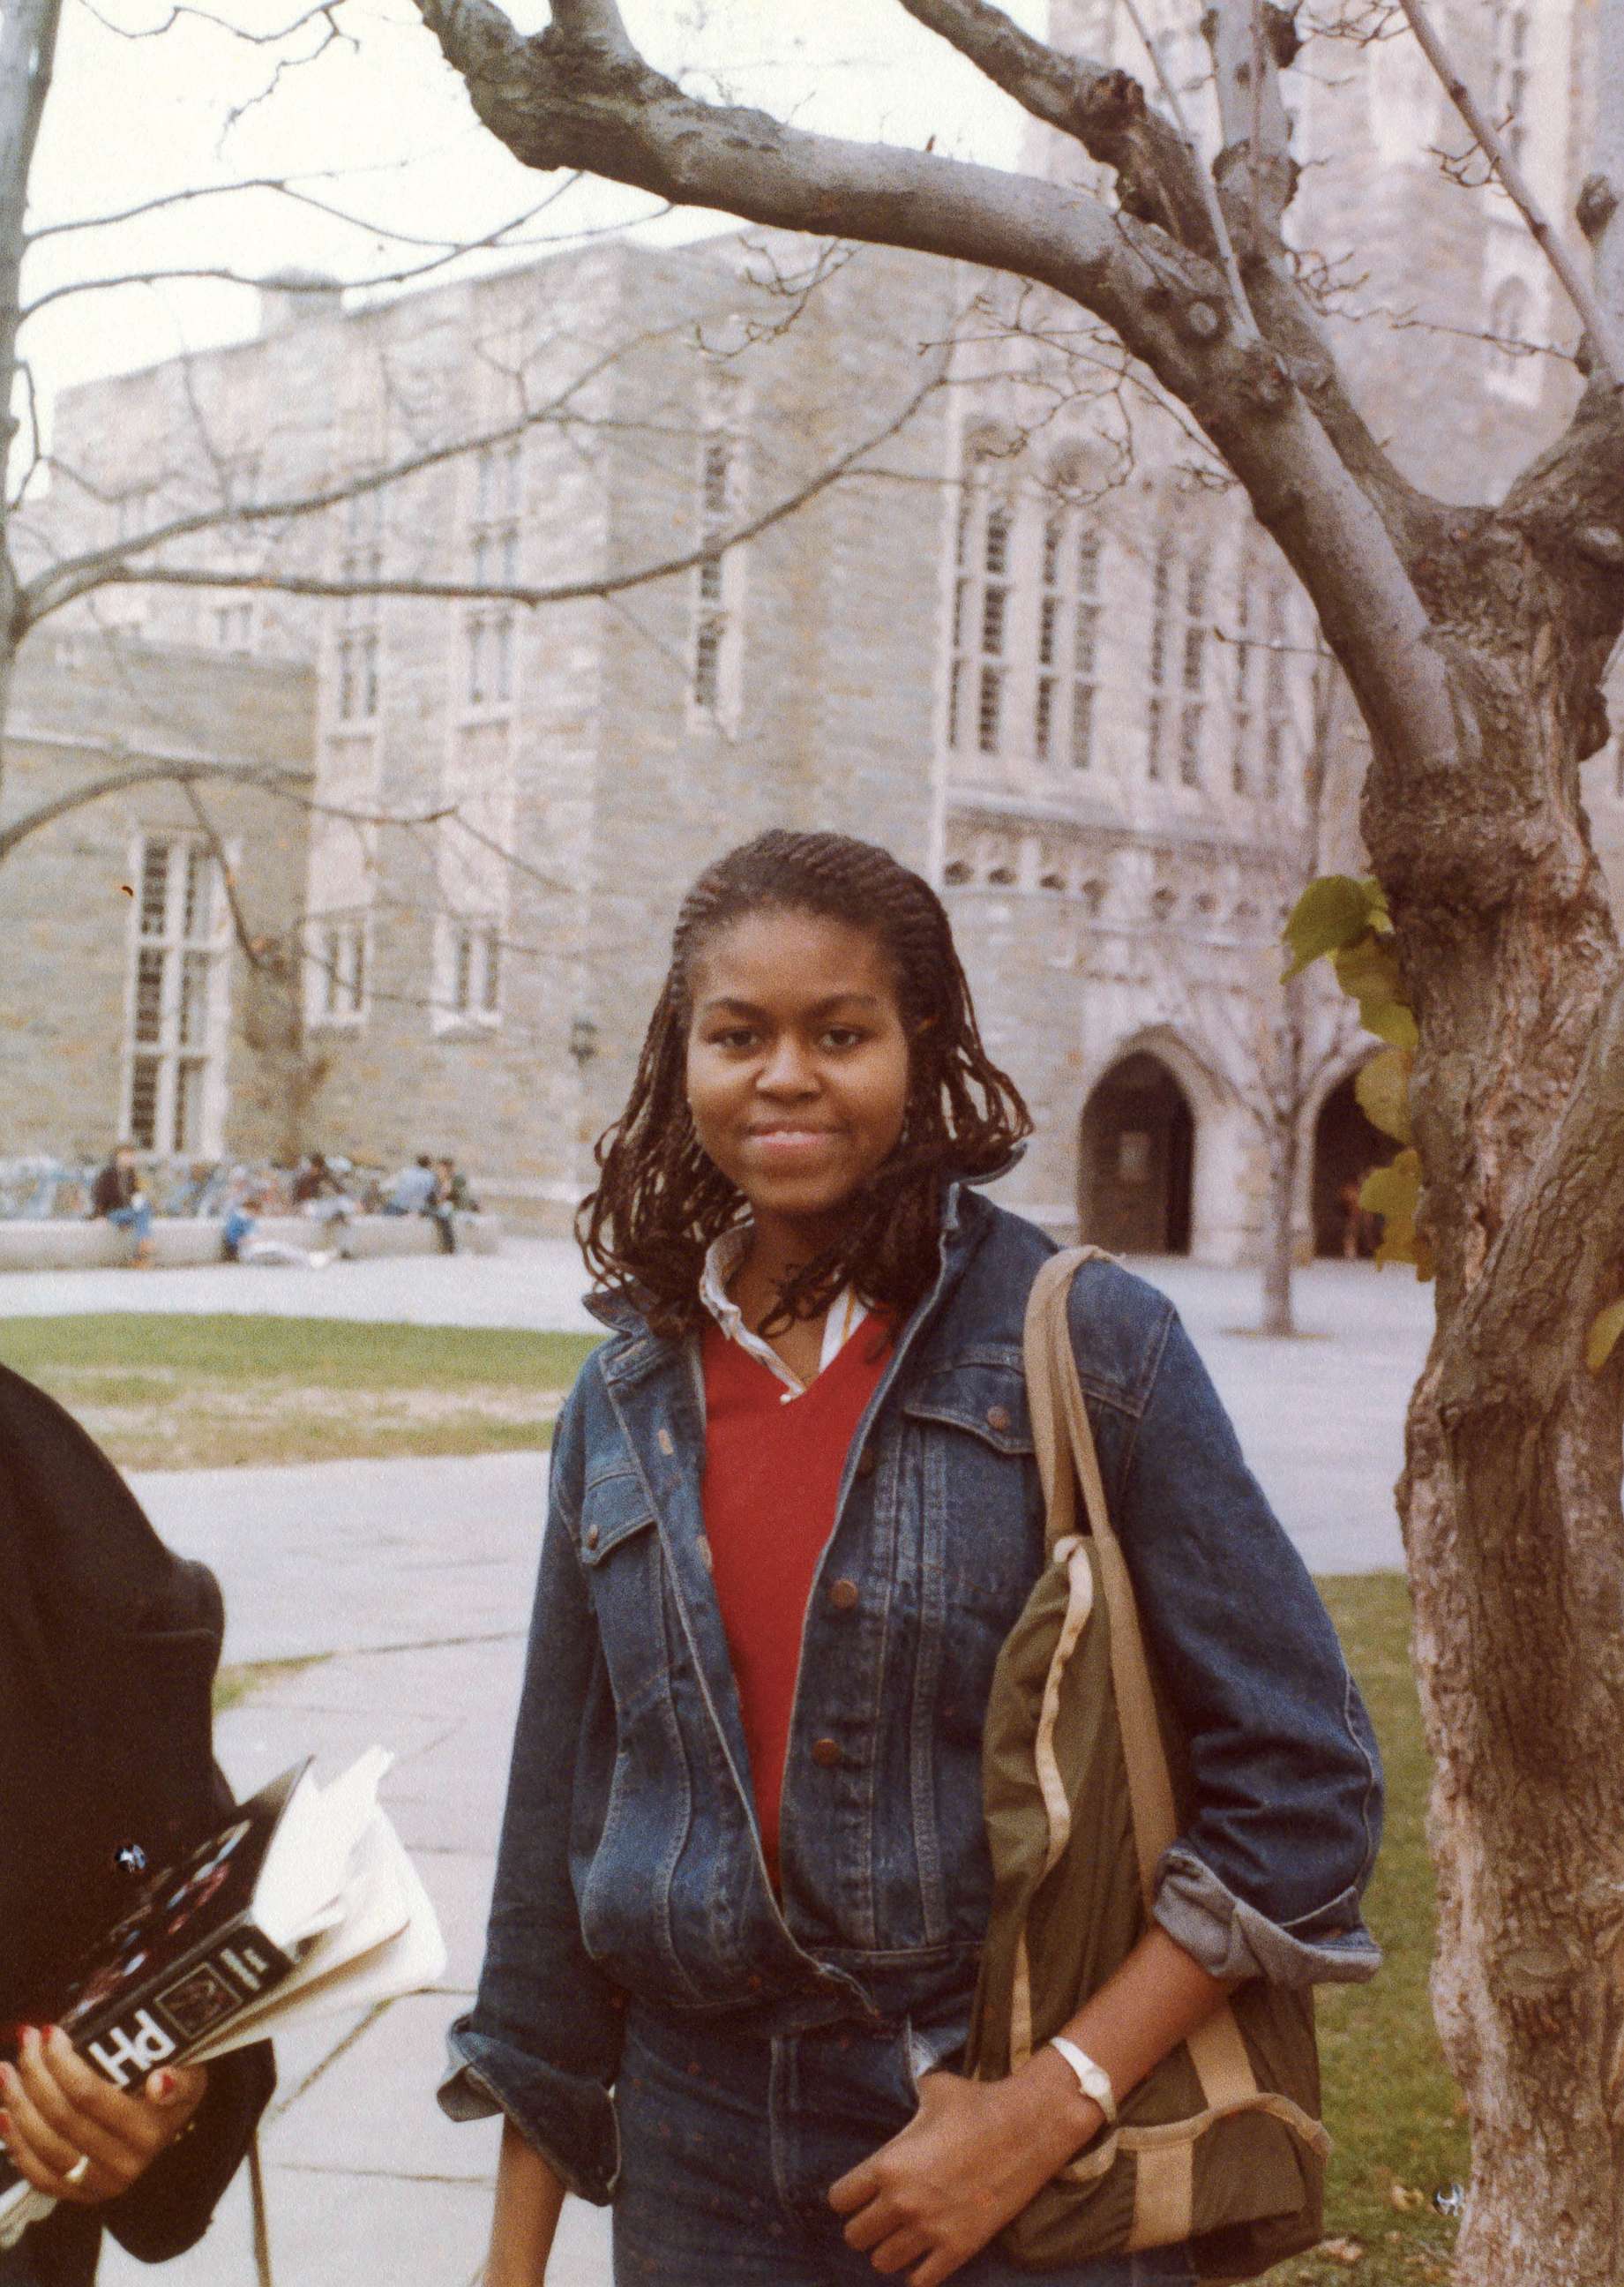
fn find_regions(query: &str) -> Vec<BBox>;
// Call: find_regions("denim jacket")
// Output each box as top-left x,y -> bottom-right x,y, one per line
440,1191 -> 1383,2201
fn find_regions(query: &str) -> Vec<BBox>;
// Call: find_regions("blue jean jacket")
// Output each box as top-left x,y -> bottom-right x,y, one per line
440,1191 -> 1383,2201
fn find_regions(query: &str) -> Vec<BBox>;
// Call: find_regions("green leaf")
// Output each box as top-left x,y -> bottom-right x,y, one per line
1282,875 -> 1392,980
1586,1299 -> 1624,1375
1332,938 -> 1421,1050
1359,1148 -> 1435,1280
1354,1046 -> 1413,1144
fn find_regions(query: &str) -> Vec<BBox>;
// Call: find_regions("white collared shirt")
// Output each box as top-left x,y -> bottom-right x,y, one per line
699,1225 -> 870,1401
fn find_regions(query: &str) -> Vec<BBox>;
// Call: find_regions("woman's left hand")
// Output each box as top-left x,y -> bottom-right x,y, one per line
0,2025 -> 207,2205
828,2067 -> 1094,2286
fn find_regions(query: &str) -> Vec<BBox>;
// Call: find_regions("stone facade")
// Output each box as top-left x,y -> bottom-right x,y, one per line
13,0 -> 1624,1254
0,635 -> 315,1161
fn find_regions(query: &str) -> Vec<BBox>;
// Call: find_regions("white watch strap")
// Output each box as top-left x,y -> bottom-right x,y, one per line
1048,2036 -> 1118,2124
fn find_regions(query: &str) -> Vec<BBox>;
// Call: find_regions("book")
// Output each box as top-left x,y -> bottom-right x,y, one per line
0,1749 -> 444,2247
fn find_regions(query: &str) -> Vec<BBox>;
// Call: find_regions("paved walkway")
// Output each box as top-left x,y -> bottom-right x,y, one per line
88,1248 -> 1430,2284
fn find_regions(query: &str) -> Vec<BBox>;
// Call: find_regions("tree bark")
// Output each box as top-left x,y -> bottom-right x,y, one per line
1258,1100 -> 1299,1338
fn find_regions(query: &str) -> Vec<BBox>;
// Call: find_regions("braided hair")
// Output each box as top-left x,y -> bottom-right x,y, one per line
578,829 -> 1031,1338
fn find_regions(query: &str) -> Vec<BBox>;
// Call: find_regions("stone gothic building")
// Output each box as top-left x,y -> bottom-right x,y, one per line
9,0 -> 1621,1255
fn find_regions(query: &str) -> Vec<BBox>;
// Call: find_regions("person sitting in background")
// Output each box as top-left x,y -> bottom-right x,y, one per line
292,1154 -> 353,1255
426,1158 -> 475,1256
88,1147 -> 153,1268
382,1156 -> 437,1217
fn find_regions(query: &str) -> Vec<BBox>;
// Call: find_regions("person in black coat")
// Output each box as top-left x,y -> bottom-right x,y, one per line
0,1366 -> 273,2284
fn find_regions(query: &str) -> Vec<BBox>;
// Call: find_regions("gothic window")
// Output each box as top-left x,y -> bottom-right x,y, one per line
691,426 -> 744,723
465,442 -> 520,715
1261,581 -> 1291,799
213,603 -> 254,652
123,836 -> 227,1153
447,919 -> 501,1023
1490,1 -> 1530,168
949,455 -> 1014,760
1146,532 -> 1175,781
1072,529 -> 1102,772
311,916 -> 367,1023
334,478 -> 383,722
1178,545 -> 1210,786
1231,544 -> 1257,795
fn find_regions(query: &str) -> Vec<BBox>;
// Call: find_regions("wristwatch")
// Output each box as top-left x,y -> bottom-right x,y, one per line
1048,2036 -> 1118,2124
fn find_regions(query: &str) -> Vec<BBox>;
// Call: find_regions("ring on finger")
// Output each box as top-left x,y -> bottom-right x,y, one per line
63,2154 -> 91,2188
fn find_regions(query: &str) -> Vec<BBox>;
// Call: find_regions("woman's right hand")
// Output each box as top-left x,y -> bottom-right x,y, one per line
484,2120 -> 566,2286
0,2026 -> 206,2205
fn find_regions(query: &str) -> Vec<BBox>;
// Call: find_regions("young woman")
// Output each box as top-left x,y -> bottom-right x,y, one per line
442,831 -> 1382,2287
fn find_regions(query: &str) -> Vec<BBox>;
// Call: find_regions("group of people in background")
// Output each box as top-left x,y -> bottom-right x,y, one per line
82,1147 -> 477,1267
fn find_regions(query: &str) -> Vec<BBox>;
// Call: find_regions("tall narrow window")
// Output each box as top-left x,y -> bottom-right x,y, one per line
446,920 -> 501,1022
122,836 -> 226,1153
465,441 -> 520,714
1261,581 -> 1291,798
335,480 -> 383,723
1146,534 -> 1175,781
1033,516 -> 1062,763
1231,548 -> 1256,796
1179,546 -> 1209,787
690,424 -> 745,723
1071,529 -> 1101,772
309,913 -> 368,1023
1491,1 -> 1530,167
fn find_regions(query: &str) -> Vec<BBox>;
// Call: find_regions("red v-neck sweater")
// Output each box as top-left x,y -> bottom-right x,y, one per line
700,1319 -> 891,1883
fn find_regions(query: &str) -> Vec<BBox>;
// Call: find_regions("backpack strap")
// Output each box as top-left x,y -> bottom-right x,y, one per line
1024,1249 -> 1262,2147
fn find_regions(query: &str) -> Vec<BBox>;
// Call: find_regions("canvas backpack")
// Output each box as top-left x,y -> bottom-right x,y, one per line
965,1250 -> 1329,2282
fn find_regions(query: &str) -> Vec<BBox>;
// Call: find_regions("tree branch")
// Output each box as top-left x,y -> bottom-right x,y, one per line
408,0 -> 1458,777
895,0 -> 1216,251
0,756 -> 307,860
40,367 -> 947,622
1397,0 -> 1624,391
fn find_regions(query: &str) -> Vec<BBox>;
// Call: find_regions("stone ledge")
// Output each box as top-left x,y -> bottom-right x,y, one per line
0,1213 -> 502,1274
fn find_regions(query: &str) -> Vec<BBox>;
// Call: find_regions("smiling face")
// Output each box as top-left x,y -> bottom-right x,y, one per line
685,906 -> 913,1253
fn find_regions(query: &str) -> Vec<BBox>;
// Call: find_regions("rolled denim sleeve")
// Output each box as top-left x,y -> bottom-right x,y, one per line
436,1379 -> 625,2201
1081,1284 -> 1384,1989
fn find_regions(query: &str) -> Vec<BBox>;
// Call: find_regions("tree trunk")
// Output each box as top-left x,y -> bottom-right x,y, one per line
1368,590 -> 1624,2282
1259,1111 -> 1298,1338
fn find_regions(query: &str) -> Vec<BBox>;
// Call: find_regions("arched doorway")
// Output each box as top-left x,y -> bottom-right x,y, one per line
1311,1072 -> 1388,1257
1078,1053 -> 1194,1256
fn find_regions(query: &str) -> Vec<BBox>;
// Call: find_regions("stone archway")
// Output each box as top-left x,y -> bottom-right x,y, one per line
1077,1052 -> 1195,1256
1311,1069 -> 1388,1257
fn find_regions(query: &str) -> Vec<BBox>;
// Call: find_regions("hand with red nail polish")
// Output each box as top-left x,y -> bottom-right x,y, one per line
1,2024 -> 207,2205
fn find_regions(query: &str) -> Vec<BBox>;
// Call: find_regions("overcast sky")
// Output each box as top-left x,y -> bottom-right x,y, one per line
23,0 -> 1053,446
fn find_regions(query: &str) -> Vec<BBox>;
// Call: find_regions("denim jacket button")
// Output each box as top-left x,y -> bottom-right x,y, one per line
855,1449 -> 877,1479
985,1404 -> 1013,1433
829,1578 -> 860,1614
585,1524 -> 600,1550
812,1736 -> 843,1767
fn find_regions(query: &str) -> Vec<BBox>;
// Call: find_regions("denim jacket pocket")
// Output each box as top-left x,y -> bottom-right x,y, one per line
578,1470 -> 668,1724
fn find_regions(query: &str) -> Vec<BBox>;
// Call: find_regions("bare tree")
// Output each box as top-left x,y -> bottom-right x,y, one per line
0,4 -> 946,857
401,0 -> 1624,2276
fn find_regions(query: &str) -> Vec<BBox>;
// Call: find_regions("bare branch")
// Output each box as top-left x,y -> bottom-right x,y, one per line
0,0 -> 62,514
23,322 -> 685,620
26,175 -> 579,253
1117,0 -> 1255,330
42,367 -> 947,623
408,0 -> 1457,774
81,0 -> 343,42
0,756 -> 306,861
895,0 -> 1216,251
19,182 -> 573,325
1396,0 -> 1624,390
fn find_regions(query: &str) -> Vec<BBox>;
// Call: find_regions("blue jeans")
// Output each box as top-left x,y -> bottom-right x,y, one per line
611,2007 -> 1194,2287
107,1200 -> 153,1248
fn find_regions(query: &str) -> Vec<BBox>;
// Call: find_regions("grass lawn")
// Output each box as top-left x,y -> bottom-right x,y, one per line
0,1315 -> 601,1468
1274,1573 -> 1464,2284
